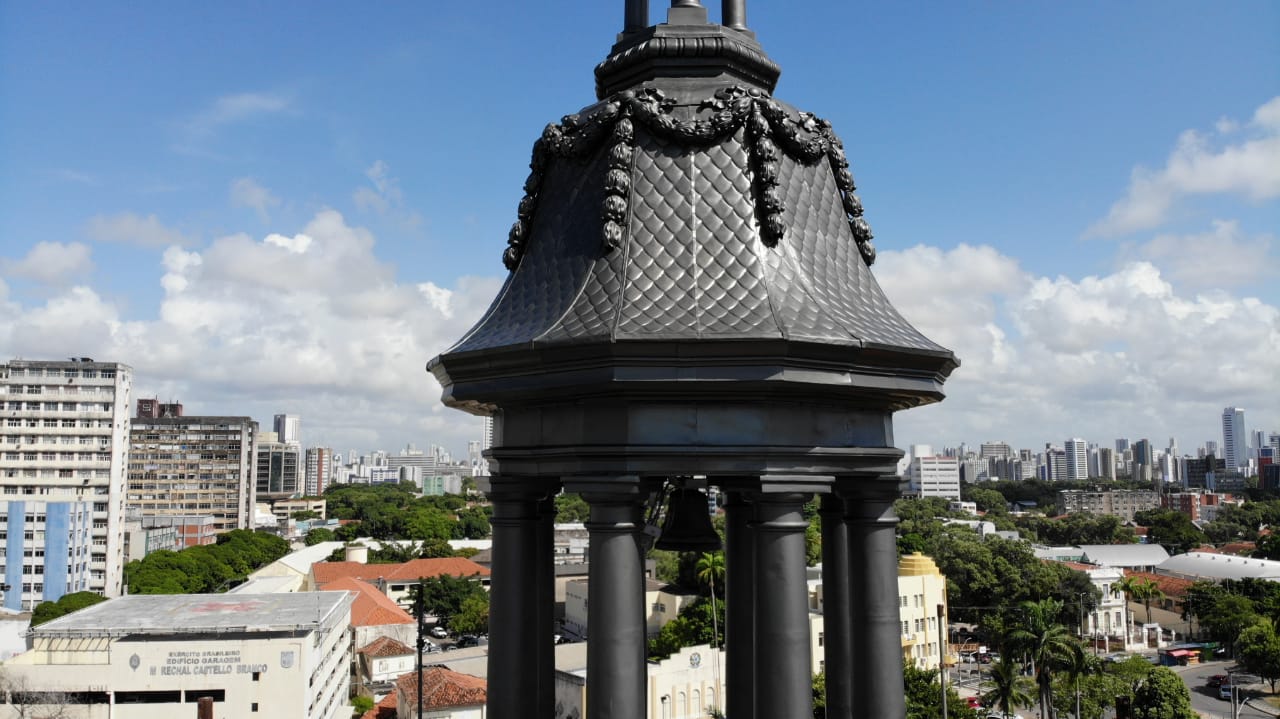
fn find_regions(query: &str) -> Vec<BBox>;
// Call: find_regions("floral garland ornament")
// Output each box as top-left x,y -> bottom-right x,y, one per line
502,86 -> 875,271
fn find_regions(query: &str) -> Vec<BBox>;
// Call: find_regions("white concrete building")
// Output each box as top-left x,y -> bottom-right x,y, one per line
906,454 -> 961,500
1064,438 -> 1088,481
0,358 -> 132,606
0,592 -> 354,719
1222,407 -> 1246,472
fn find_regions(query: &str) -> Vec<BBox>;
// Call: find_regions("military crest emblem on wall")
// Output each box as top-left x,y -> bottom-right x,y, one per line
129,654 -> 140,670
280,650 -> 295,669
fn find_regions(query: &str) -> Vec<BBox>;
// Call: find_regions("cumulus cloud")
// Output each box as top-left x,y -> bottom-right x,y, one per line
1118,220 -> 1273,289
230,177 -> 282,222
1,242 -> 93,284
86,212 -> 193,248
876,244 -> 1280,451
0,210 -> 500,455
1089,96 -> 1280,236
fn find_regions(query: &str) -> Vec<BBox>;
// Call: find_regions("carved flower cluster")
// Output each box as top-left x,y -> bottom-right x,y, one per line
502,86 -> 875,271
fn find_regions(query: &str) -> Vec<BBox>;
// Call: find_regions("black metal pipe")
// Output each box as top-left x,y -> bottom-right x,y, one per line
722,0 -> 746,28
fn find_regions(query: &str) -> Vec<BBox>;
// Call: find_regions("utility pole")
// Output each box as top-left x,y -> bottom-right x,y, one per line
937,603 -> 947,719
415,577 -> 426,719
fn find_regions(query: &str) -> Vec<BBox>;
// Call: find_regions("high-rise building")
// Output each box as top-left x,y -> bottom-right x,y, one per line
1098,447 -> 1117,481
128,416 -> 258,534
1132,439 -> 1154,483
1222,407 -> 1246,471
273,413 -> 301,446
1115,438 -> 1129,454
905,452 -> 960,500
1064,438 -> 1088,481
0,358 -> 133,608
304,446 -> 333,496
979,441 -> 1012,460
255,440 -> 301,498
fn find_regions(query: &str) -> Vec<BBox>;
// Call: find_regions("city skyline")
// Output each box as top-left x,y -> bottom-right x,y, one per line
2,2 -> 1277,458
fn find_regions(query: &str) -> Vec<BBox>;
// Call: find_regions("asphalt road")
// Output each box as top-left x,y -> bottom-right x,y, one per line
947,657 -> 1279,719
1172,660 -> 1277,719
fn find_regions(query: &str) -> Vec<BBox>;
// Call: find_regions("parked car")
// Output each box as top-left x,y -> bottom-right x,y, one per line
1207,674 -> 1227,688
430,626 -> 449,639
1218,683 -> 1233,701
965,696 -> 982,709
457,635 -> 480,648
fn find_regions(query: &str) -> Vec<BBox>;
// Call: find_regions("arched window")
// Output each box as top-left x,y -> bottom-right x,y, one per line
692,690 -> 700,715
679,691 -> 687,717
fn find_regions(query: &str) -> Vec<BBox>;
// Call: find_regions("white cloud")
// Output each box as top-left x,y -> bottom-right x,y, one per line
184,92 -> 291,136
1089,95 -> 1280,236
0,210 -> 500,455
352,160 -> 422,229
1,242 -> 93,284
1118,220 -> 1273,289
230,177 -> 282,222
86,212 -> 193,248
876,244 -> 1280,451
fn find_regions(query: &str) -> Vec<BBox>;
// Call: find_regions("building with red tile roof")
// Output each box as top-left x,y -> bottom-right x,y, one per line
394,667 -> 487,718
360,691 -> 398,719
310,558 -> 489,593
325,576 -> 416,656
358,636 -> 417,687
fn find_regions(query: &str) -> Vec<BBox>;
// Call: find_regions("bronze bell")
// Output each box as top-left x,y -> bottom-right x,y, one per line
655,487 -> 722,552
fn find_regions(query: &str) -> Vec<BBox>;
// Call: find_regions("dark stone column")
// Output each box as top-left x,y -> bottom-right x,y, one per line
723,491 -> 755,719
819,492 -> 853,719
485,477 -> 557,719
576,479 -> 648,719
845,476 -> 906,719
536,494 -> 558,717
751,490 -> 814,719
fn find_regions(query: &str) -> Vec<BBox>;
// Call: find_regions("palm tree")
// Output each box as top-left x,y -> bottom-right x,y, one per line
1007,598 -> 1084,719
695,551 -> 725,598
1118,576 -> 1166,644
981,656 -> 1034,719
1115,575 -> 1142,643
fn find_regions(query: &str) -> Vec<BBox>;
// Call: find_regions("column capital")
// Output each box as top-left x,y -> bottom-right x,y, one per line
481,475 -> 560,502
831,474 -> 903,503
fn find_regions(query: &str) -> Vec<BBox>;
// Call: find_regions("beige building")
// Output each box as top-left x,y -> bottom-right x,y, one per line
562,577 -> 697,640
127,416 -> 258,534
0,592 -> 353,719
808,552 -> 951,673
1056,489 -> 1160,521
555,643 -> 724,719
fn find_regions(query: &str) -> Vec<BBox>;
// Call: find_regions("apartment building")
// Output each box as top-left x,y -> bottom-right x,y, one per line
127,415 -> 258,534
256,439 -> 302,500
1056,489 -> 1160,521
0,358 -> 132,609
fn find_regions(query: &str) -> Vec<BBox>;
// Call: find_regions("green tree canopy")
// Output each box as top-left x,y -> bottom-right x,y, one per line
647,597 -> 725,659
1132,509 -> 1206,555
1237,621 -> 1280,692
304,527 -> 336,546
406,574 -> 487,630
1129,666 -> 1196,719
29,591 -> 107,628
902,662 -> 979,719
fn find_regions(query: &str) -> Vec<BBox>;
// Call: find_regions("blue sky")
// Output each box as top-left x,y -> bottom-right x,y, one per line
2,2 -> 1277,461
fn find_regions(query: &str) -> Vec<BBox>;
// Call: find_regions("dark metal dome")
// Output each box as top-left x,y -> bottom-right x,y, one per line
431,3 -> 955,421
